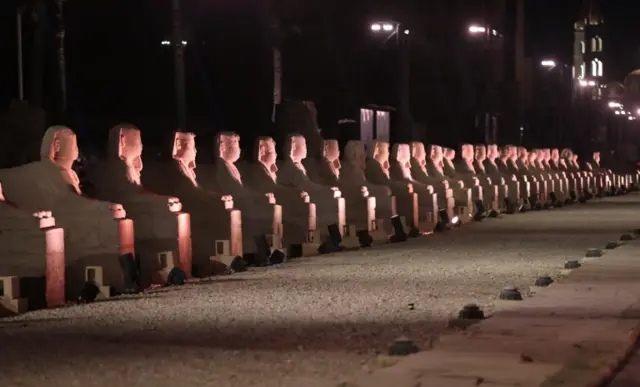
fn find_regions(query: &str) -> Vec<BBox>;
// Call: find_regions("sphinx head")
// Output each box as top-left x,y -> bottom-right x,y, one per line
217,132 -> 240,163
372,141 -> 390,168
560,148 -> 572,160
443,147 -> 454,161
487,144 -> 498,160
542,149 -> 551,162
110,123 -> 142,165
345,141 -> 366,170
395,144 -> 411,166
287,134 -> 308,162
527,150 -> 537,163
593,151 -> 600,163
461,144 -> 474,161
323,139 -> 340,162
474,144 -> 486,161
517,147 -> 528,160
173,132 -> 197,168
551,148 -> 560,161
41,126 -> 79,169
256,137 -> 277,166
411,142 -> 426,161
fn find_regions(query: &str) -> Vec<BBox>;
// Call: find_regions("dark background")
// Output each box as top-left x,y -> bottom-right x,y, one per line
0,0 -> 638,154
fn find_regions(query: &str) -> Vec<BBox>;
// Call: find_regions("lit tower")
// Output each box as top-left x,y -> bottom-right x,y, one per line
572,0 -> 604,99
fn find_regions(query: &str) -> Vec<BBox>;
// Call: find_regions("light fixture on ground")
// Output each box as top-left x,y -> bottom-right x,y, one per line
605,241 -> 620,249
585,248 -> 602,258
534,276 -> 554,287
435,208 -> 451,232
388,336 -> 419,356
499,286 -> 522,301
319,224 -> 342,254
229,256 -> 248,273
564,260 -> 581,269
474,200 -> 485,221
458,304 -> 485,320
77,281 -> 100,303
356,229 -> 373,247
620,233 -> 635,241
118,252 -> 140,294
167,267 -> 187,286
390,215 -> 408,243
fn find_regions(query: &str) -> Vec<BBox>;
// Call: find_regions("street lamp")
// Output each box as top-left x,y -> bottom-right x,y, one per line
608,101 -> 622,109
468,25 -> 486,34
541,59 -> 556,68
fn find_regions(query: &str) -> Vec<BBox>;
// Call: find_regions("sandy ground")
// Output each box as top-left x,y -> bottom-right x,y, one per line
1,195 -> 638,387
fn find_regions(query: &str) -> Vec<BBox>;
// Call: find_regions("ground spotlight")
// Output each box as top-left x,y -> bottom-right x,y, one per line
230,256 -> 248,272
318,223 -> 343,254
357,230 -> 374,247
390,215 -> 407,243
474,200 -> 485,221
118,252 -> 140,293
435,208 -> 451,232
77,281 -> 100,303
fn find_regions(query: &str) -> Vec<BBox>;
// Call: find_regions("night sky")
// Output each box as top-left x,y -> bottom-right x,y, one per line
0,0 -> 639,150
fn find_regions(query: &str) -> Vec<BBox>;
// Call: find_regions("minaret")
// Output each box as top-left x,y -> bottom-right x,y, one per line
573,0 -> 604,98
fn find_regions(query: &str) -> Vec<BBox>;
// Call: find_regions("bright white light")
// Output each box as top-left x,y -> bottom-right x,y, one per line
161,40 -> 171,45
468,25 -> 486,34
629,116 -> 635,121
404,29 -> 410,35
608,101 -> 622,108
182,40 -> 187,45
451,216 -> 460,225
382,23 -> 394,31
371,23 -> 381,31
615,110 -> 621,115
579,79 -> 588,87
588,80 -> 596,86
637,108 -> 640,116
492,29 -> 497,36
621,111 -> 627,115
541,60 -> 556,67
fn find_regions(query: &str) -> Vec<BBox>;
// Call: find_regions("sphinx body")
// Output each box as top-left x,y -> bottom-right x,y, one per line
240,136 -> 316,247
530,149 -> 563,204
515,147 -> 544,204
303,139 -> 376,233
0,126 -> 124,299
484,144 -> 522,206
88,124 -> 193,283
454,144 -> 494,213
427,146 -> 475,218
365,141 -> 420,230
276,134 -> 345,237
409,142 -> 457,221
211,132 -> 283,250
583,151 -> 610,195
473,144 -> 507,211
340,141 -> 396,233
541,148 -> 571,203
389,143 -> 438,230
142,132 -> 243,264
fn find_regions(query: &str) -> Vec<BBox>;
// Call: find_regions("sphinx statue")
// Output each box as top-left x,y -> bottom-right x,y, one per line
473,144 -> 505,212
389,143 -> 438,230
525,149 -> 550,204
0,126 -> 125,299
341,140 -> 396,233
87,124 -> 193,282
485,144 -> 521,207
303,139 -> 376,233
141,132 -> 243,266
543,148 -> 571,203
531,149 -> 560,205
409,142 -> 456,221
211,132 -> 283,250
240,136 -> 316,247
365,140 -> 419,230
583,151 -> 609,195
454,144 -> 490,214
277,134 -> 345,237
0,182 -> 65,311
428,145 -> 475,219
507,147 -> 538,206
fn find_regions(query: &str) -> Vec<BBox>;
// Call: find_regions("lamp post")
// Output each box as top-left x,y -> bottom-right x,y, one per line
467,23 -> 498,144
55,0 -> 68,120
172,0 -> 187,132
370,21 -> 412,142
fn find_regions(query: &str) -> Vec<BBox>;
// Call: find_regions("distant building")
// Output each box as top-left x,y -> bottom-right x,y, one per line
572,0 -> 605,99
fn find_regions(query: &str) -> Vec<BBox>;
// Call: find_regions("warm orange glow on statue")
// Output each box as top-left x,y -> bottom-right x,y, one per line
42,126 -> 81,194
323,139 -> 341,179
111,125 -> 144,186
173,132 -> 199,188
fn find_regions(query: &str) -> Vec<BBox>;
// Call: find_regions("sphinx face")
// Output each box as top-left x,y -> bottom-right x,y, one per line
593,152 -> 600,162
487,145 -> 497,159
528,152 -> 537,163
411,142 -> 426,161
323,140 -> 340,161
432,146 -> 444,161
220,134 -> 240,163
461,145 -> 474,161
259,139 -> 277,165
291,136 -> 308,161
374,142 -> 390,169
396,144 -> 411,165
54,130 -> 79,167
121,129 -> 143,163
475,146 -> 486,161
551,149 -> 560,160
443,148 -> 453,161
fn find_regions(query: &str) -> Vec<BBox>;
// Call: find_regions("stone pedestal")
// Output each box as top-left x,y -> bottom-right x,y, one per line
0,276 -> 28,316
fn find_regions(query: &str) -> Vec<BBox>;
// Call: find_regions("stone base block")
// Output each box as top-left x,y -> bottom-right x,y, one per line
211,254 -> 236,267
0,298 -> 28,317
341,235 -> 361,249
302,242 -> 321,257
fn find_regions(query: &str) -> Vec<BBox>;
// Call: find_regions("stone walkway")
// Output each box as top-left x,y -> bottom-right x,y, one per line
349,209 -> 640,386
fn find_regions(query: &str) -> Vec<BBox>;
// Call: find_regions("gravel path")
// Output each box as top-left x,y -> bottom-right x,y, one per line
1,195 -> 638,387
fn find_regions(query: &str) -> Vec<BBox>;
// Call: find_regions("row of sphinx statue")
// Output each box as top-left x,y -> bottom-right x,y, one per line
0,123 -> 635,310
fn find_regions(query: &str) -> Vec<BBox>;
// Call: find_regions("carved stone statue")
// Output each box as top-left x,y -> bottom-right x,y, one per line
341,140 -> 396,228
88,124 -> 193,283
410,142 -> 457,220
141,132 -> 243,265
207,132 -> 283,252
390,144 -> 438,229
305,139 -> 376,233
0,126 -> 124,299
474,144 -> 504,211
277,133 -> 345,237
241,136 -> 316,247
454,144 -> 487,211
365,141 -> 419,230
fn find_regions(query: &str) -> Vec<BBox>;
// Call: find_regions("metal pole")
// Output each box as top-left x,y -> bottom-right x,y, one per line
172,0 -> 187,131
56,0 -> 68,118
17,7 -> 24,100
396,24 -> 411,142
